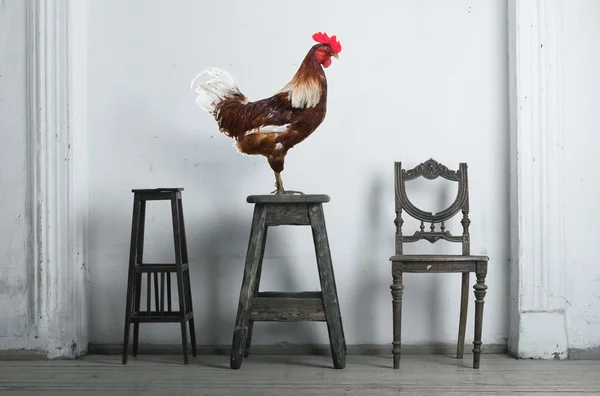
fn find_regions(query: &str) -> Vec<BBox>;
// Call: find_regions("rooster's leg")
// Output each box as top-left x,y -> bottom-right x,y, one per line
271,172 -> 304,195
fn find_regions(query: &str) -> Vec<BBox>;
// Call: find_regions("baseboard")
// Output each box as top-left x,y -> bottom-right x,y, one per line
0,349 -> 47,361
87,342 -> 508,356
569,347 -> 600,360
9,343 -> 600,360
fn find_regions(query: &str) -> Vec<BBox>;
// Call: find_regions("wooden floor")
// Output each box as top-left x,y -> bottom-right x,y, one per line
0,353 -> 599,395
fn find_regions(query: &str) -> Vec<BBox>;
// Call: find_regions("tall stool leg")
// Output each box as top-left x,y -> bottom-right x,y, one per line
132,199 -> 146,357
171,194 -> 188,364
472,262 -> 488,369
178,197 -> 197,357
308,203 -> 345,369
230,204 -> 268,369
122,197 -> 142,364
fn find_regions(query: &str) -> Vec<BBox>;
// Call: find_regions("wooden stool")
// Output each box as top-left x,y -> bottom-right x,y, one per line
230,194 -> 346,369
122,188 -> 197,364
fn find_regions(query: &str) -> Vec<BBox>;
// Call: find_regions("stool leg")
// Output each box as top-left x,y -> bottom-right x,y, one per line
171,195 -> 188,364
391,267 -> 403,369
132,273 -> 142,356
457,272 -> 470,359
244,228 -> 267,358
231,204 -> 268,369
308,203 -> 346,369
132,200 -> 146,357
178,197 -> 197,357
122,196 -> 142,364
184,270 -> 196,356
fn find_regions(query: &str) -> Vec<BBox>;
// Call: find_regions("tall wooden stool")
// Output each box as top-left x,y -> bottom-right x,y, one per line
122,188 -> 197,364
230,194 -> 346,369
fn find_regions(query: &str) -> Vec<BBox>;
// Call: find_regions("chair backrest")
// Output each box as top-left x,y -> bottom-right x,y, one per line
394,158 -> 470,256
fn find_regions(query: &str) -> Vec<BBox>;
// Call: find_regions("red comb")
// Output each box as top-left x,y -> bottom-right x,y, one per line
312,32 -> 342,54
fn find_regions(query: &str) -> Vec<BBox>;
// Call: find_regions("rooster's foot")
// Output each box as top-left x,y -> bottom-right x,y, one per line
270,188 -> 305,195
272,172 -> 304,195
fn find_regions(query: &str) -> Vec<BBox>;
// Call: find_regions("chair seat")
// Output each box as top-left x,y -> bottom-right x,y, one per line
390,254 -> 489,262
390,254 -> 488,273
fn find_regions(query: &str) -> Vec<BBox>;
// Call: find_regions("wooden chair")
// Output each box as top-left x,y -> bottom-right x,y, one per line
389,159 -> 488,369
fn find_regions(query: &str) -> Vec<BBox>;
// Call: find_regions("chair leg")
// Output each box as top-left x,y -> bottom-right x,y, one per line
472,263 -> 488,369
457,272 -> 470,359
391,268 -> 403,369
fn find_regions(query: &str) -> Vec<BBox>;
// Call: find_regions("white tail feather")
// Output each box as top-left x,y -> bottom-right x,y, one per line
190,67 -> 246,114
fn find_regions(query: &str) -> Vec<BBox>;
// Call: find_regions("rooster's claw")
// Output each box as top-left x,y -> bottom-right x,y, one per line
270,189 -> 305,195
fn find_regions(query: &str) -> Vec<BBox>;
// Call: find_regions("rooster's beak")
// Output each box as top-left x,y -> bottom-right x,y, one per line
332,53 -> 339,60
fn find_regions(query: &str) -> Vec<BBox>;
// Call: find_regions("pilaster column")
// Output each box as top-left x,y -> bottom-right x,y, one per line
26,0 -> 89,358
508,0 -> 568,359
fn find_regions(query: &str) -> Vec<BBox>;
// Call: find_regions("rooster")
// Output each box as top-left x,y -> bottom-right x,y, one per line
190,32 -> 342,194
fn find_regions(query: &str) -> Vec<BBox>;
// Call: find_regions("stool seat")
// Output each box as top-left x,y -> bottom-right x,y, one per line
246,194 -> 330,204
230,194 -> 346,370
122,188 -> 197,364
131,188 -> 184,193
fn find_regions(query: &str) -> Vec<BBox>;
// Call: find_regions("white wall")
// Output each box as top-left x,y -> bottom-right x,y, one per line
0,0 -> 40,351
561,1 -> 600,351
86,0 -> 510,347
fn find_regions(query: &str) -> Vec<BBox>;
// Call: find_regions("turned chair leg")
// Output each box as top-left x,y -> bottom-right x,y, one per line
457,272 -> 469,358
472,263 -> 488,369
391,269 -> 404,369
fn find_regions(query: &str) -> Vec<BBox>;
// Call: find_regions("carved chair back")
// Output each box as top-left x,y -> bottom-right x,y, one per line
394,158 -> 470,256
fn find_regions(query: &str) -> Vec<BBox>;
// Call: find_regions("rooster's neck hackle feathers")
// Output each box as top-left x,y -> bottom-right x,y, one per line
277,45 -> 327,109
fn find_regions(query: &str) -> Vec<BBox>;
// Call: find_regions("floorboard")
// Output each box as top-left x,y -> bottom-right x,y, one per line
0,354 -> 598,395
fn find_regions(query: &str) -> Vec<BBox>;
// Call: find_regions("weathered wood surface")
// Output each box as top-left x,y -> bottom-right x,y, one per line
247,194 -> 330,204
2,354 -> 599,396
390,254 -> 489,262
244,214 -> 267,358
250,296 -> 326,322
230,204 -> 269,369
265,203 -> 310,226
309,203 -> 346,369
395,262 -> 477,273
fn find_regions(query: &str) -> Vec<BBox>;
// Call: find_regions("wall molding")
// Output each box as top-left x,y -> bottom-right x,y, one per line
25,0 -> 89,359
508,0 -> 567,359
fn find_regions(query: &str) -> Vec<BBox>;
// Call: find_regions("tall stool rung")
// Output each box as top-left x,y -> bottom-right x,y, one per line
134,263 -> 188,272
